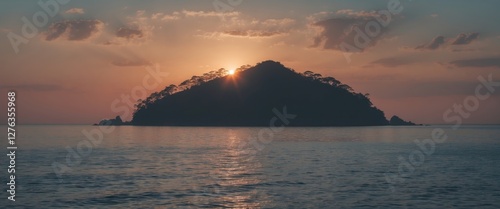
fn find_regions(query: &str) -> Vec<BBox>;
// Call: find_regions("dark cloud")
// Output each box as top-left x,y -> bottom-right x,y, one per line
44,20 -> 103,41
451,33 -> 479,45
313,17 -> 382,51
415,32 -> 480,50
415,35 -> 445,50
111,59 -> 151,67
311,12 -> 390,52
369,57 -> 415,67
312,18 -> 362,50
116,28 -> 144,39
449,57 -> 500,68
0,84 -> 63,91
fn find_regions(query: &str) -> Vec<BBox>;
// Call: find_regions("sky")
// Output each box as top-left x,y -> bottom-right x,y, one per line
1,0 -> 499,125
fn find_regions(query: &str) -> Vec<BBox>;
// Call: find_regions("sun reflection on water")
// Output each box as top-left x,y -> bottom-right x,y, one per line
199,129 -> 267,208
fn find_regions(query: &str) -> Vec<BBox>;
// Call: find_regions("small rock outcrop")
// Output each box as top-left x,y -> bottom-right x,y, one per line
95,116 -> 126,126
389,115 -> 416,126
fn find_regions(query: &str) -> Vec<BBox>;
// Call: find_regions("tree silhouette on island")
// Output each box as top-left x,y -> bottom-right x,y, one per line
97,60 -> 415,126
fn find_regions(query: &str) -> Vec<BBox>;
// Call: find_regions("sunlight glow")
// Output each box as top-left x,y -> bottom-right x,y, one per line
228,69 -> 235,75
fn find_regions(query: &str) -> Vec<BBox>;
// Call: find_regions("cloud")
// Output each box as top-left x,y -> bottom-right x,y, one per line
311,18 -> 364,50
368,57 -> 416,67
309,10 -> 391,52
149,10 -> 238,22
151,12 -> 180,21
221,30 -> 284,38
451,33 -> 479,45
415,35 -> 445,50
182,10 -> 240,18
222,18 -> 295,38
430,14 -> 438,18
260,18 -> 296,27
415,32 -> 480,50
103,10 -> 154,45
116,28 -> 143,39
335,10 -> 380,18
111,59 -> 151,67
43,20 -> 104,41
64,8 -> 84,14
449,57 -> 500,68
0,84 -> 64,92
201,18 -> 296,39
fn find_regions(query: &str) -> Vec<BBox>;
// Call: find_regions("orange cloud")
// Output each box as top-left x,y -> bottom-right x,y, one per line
64,8 -> 85,14
181,10 -> 239,18
203,17 -> 296,39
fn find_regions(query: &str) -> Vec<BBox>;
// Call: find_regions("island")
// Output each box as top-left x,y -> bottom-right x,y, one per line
97,60 -> 416,126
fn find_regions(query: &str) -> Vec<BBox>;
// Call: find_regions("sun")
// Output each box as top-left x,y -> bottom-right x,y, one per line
228,69 -> 235,75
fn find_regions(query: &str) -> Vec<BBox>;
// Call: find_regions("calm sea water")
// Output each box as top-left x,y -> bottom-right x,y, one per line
1,125 -> 500,208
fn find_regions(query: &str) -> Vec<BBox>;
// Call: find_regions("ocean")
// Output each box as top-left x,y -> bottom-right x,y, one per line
2,125 -> 500,208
